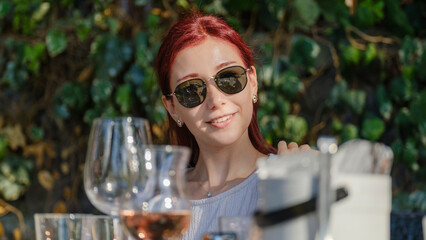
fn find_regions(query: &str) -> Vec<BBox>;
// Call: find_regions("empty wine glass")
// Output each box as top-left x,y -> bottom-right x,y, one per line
119,145 -> 191,240
84,117 -> 152,239
34,213 -> 114,240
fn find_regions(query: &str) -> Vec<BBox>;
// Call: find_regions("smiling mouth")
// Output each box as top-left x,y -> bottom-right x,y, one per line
209,114 -> 233,124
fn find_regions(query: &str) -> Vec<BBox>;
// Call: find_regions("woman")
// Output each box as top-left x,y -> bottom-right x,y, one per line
155,12 -> 309,239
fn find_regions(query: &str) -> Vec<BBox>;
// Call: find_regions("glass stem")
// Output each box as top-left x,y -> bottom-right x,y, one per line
112,216 -> 128,240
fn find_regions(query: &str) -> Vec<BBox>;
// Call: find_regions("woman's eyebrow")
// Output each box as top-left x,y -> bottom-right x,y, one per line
215,61 -> 237,70
177,73 -> 199,83
176,61 -> 238,83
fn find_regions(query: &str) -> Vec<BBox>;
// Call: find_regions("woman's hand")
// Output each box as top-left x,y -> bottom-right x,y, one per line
277,140 -> 312,155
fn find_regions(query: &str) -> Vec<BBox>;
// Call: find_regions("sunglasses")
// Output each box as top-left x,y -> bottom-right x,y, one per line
167,66 -> 251,108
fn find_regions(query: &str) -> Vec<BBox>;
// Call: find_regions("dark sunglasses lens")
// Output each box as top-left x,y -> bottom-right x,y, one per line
216,66 -> 247,94
174,79 -> 206,108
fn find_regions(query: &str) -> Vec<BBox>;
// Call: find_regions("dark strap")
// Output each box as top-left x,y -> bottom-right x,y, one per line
254,187 -> 348,228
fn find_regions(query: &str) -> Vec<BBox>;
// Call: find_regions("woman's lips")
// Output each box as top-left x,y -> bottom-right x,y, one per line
207,114 -> 234,128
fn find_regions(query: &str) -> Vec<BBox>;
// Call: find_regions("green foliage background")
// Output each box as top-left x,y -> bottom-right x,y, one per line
0,0 -> 425,238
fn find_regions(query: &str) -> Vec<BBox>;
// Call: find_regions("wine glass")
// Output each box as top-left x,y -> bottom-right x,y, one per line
84,117 -> 152,239
34,213 -> 114,240
119,145 -> 192,240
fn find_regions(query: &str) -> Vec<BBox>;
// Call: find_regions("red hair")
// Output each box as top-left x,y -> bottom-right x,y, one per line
155,12 -> 277,166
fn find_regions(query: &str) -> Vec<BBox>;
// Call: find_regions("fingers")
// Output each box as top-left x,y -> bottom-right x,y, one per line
277,141 -> 312,155
300,144 -> 311,151
277,140 -> 288,155
288,142 -> 299,149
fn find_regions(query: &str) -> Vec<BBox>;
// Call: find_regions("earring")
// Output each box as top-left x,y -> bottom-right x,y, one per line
253,94 -> 258,103
177,119 -> 183,127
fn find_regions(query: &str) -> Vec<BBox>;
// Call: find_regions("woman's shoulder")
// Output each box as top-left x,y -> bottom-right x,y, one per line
190,172 -> 258,205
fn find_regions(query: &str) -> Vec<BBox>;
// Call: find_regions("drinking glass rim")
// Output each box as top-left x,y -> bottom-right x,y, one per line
142,144 -> 191,153
34,213 -> 111,220
92,116 -> 150,124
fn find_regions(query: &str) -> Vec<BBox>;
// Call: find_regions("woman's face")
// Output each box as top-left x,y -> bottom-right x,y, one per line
162,37 -> 258,149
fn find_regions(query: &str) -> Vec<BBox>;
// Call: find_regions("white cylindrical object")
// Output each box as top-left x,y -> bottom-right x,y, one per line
330,174 -> 391,240
258,176 -> 319,240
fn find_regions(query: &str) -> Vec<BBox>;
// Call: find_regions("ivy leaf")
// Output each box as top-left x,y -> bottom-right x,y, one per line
385,0 -> 414,37
15,166 -> 30,185
276,96 -> 290,120
318,0 -> 350,26
292,0 -> 320,30
409,90 -> 426,125
416,48 -> 426,81
91,35 -> 132,78
377,85 -> 392,120
30,127 -> 44,141
342,45 -> 362,65
402,65 -> 415,80
91,79 -> 113,103
83,108 -> 101,124
391,139 -> 404,163
390,76 -> 413,103
276,70 -> 303,101
135,0 -> 148,5
23,42 -> 46,74
328,80 -> 348,107
394,107 -> 411,135
0,1 -> 12,18
152,104 -> 168,127
342,89 -> 366,115
125,64 -> 146,103
135,32 -> 153,68
59,82 -> 88,110
225,0 -> 257,13
115,84 -> 132,113
0,177 -> 22,201
399,36 -> 421,66
341,124 -> 358,142
332,118 -> 343,133
107,17 -> 119,35
125,64 -> 145,87
402,139 -> 419,171
264,0 -> 287,21
0,136 -> 8,159
177,0 -> 190,9
31,2 -> 50,22
364,43 -> 377,65
289,36 -> 320,73
54,104 -> 70,120
259,115 -> 281,144
361,117 -> 385,141
2,61 -> 29,90
76,19 -> 92,41
353,0 -> 384,28
146,13 -> 160,32
45,29 -> 67,57
283,115 -> 308,143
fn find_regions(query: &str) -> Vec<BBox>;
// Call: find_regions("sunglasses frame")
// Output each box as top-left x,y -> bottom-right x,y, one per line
167,65 -> 251,108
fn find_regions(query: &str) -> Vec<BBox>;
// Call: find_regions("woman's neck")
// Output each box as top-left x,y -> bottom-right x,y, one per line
189,137 -> 265,188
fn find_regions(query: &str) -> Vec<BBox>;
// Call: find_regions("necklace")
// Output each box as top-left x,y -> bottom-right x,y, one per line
198,181 -> 212,197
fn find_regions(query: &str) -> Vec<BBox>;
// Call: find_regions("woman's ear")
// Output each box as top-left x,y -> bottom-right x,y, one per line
162,95 -> 179,122
248,65 -> 258,95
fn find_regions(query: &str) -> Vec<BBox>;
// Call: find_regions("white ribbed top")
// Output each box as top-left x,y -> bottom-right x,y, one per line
181,172 -> 259,240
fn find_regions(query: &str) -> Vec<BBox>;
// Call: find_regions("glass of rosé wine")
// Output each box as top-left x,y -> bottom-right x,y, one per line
119,145 -> 192,240
84,117 -> 152,239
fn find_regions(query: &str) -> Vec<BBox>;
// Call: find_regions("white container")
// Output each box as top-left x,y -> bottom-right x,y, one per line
330,174 -> 391,240
257,152 -> 320,240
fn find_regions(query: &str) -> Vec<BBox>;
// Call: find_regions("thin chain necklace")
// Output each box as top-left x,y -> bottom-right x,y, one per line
198,181 -> 212,197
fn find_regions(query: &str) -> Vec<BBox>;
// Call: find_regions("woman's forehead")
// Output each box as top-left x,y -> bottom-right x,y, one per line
170,37 -> 244,80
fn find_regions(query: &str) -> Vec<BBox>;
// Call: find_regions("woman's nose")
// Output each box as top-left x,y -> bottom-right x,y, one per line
204,81 -> 226,109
